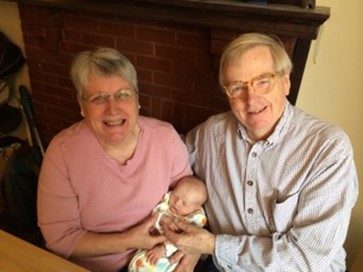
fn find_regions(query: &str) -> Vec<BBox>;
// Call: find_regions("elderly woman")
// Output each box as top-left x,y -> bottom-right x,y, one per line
37,48 -> 192,272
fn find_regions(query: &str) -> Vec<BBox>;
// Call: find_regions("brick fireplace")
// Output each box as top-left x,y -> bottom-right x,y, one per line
16,0 -> 329,146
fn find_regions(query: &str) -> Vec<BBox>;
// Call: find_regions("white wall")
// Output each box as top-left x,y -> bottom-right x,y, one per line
298,0 -> 363,269
1,0 -> 362,269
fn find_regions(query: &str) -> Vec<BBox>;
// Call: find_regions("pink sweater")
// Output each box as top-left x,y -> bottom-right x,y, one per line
37,116 -> 192,272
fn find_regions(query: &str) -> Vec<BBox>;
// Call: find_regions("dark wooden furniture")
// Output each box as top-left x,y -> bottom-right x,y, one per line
16,0 -> 330,105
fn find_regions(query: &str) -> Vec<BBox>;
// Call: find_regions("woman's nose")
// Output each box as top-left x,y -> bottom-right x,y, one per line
105,99 -> 119,114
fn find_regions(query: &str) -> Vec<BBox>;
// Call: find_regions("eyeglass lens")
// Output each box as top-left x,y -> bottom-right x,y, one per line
226,73 -> 276,98
86,88 -> 135,105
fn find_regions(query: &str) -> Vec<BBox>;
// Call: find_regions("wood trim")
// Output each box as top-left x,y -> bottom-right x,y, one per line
289,39 -> 312,104
16,0 -> 329,39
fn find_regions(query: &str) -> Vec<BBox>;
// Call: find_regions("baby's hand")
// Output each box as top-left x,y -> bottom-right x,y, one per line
146,244 -> 166,265
159,214 -> 173,225
168,222 -> 182,232
160,215 -> 182,232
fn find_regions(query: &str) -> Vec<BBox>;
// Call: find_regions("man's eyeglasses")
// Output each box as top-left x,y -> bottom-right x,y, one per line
83,88 -> 136,105
223,72 -> 279,99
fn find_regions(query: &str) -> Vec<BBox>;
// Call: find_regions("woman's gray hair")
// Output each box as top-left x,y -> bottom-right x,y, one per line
219,33 -> 293,87
70,47 -> 138,100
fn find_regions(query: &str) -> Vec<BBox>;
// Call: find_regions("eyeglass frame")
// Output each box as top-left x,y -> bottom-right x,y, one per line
82,88 -> 137,106
223,72 -> 281,99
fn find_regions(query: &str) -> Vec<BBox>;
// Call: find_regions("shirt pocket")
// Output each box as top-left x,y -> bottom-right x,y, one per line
271,192 -> 299,233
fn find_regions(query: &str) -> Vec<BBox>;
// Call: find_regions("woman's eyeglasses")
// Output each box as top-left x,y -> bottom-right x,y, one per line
83,88 -> 136,105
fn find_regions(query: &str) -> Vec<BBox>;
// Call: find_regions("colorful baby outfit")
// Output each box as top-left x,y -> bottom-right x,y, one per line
128,192 -> 207,272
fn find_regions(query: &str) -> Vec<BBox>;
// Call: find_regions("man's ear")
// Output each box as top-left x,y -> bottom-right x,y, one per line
282,73 -> 291,96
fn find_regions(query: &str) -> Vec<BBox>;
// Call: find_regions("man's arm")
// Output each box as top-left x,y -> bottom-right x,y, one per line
163,152 -> 358,272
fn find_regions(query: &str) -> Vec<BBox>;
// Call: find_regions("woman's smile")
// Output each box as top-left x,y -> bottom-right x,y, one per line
103,118 -> 127,127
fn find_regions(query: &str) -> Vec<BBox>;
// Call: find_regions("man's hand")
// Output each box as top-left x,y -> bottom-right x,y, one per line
173,253 -> 200,272
162,219 -> 216,255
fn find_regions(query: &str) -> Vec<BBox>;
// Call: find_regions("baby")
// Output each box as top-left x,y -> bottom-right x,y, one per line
128,175 -> 207,272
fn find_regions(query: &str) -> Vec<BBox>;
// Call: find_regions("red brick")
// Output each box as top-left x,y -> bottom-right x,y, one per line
210,39 -> 230,55
41,84 -> 72,100
81,32 -> 115,48
99,21 -> 135,38
137,27 -> 176,45
28,70 -> 58,85
139,83 -> 171,98
153,72 -> 193,91
155,45 -> 196,63
138,95 -> 151,108
116,38 -> 154,55
26,47 -> 58,63
161,100 -> 173,123
136,56 -> 171,73
21,24 -> 45,37
66,42 -> 95,54
64,30 -> 82,43
176,32 -> 209,50
42,39 -> 59,51
194,77 -> 221,95
65,15 -> 100,32
150,97 -> 162,117
137,69 -> 153,83
210,29 -> 237,40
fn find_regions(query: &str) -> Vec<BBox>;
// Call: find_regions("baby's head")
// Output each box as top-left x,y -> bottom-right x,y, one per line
169,176 -> 207,216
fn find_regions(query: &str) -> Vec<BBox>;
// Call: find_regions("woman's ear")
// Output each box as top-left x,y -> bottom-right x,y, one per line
79,102 -> 85,117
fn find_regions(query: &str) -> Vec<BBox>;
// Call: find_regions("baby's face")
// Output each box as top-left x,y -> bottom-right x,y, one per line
169,185 -> 202,216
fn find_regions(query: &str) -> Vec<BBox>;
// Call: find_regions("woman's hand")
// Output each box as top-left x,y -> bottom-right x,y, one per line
162,219 -> 216,255
127,213 -> 167,250
71,214 -> 166,257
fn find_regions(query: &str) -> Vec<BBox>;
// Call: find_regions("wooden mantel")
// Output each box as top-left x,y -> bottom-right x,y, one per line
13,0 -> 330,143
17,0 -> 329,39
16,0 -> 330,105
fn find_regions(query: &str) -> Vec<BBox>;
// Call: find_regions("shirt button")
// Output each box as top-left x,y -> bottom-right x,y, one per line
247,208 -> 254,214
251,152 -> 257,158
247,180 -> 253,186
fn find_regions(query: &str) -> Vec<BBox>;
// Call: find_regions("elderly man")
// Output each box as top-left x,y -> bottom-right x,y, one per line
163,33 -> 358,272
